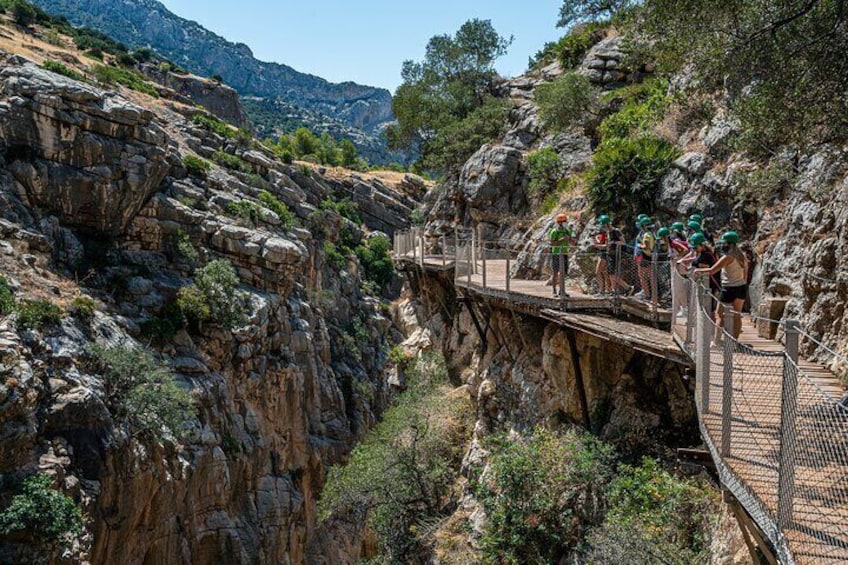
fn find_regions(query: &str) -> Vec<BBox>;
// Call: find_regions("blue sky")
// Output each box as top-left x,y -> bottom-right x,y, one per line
158,0 -> 564,92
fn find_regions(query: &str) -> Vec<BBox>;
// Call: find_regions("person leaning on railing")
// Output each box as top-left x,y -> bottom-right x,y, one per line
679,232 -> 719,316
591,215 -> 630,296
548,213 -> 574,297
694,231 -> 748,342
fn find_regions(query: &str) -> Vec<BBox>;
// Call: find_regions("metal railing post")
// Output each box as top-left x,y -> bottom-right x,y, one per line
614,243 -> 622,315
686,275 -> 696,345
481,241 -> 487,289
559,252 -> 566,310
471,228 -> 477,275
777,320 -> 800,531
697,280 -> 711,413
671,267 -> 678,330
505,252 -> 511,294
441,235 -> 446,267
418,229 -> 425,267
721,307 -> 734,457
466,241 -> 472,285
651,253 -> 659,321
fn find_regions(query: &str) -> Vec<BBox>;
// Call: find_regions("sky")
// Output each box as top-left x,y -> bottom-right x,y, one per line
158,0 -> 564,92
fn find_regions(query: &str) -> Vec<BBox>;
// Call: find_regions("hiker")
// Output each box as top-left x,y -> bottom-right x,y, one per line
549,213 -> 573,297
635,217 -> 655,300
679,232 -> 719,316
592,215 -> 628,295
694,231 -> 748,342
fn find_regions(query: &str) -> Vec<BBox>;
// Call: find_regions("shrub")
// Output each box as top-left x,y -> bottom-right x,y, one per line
225,200 -> 260,225
388,345 -> 414,372
526,147 -> 566,201
0,276 -> 14,315
116,52 -> 137,67
587,135 -> 678,218
0,474 -> 82,543
320,198 -> 361,224
535,72 -> 599,132
182,154 -> 210,177
16,299 -> 63,331
10,0 -> 35,26
175,230 -> 199,265
86,343 -> 195,440
598,79 -> 670,142
211,150 -> 251,173
191,113 -> 235,139
92,64 -> 158,97
177,259 -> 246,331
139,301 -> 184,344
68,296 -> 95,320
355,235 -> 395,291
41,60 -> 85,82
474,427 -> 614,564
323,241 -> 347,270
530,22 -> 608,70
585,458 -> 715,564
734,159 -> 796,211
258,191 -> 295,228
319,353 -> 472,562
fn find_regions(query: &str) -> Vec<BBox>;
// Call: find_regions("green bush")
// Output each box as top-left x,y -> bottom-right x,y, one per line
526,147 -> 565,201
41,60 -> 85,82
320,198 -> 361,224
258,191 -> 295,228
0,276 -> 14,315
175,230 -> 199,265
191,113 -> 235,139
68,296 -> 95,320
598,79 -> 670,141
10,0 -> 35,26
319,353 -> 472,562
0,473 -> 82,543
225,200 -> 260,225
16,299 -> 63,331
474,427 -> 614,564
355,235 -> 395,291
530,22 -> 608,70
585,458 -> 715,564
535,72 -> 599,132
587,135 -> 678,218
86,343 -> 195,440
211,150 -> 252,173
116,52 -> 137,67
177,259 -> 246,331
182,154 -> 210,177
323,241 -> 347,270
92,64 -> 158,97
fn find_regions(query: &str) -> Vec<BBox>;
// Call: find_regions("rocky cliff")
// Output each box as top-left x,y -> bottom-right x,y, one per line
30,0 -> 397,162
0,46 -> 416,563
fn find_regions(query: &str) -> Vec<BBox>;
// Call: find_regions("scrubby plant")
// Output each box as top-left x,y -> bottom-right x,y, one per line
323,241 -> 347,270
211,150 -> 251,173
473,426 -> 614,564
598,78 -> 670,141
0,473 -> 82,543
16,299 -> 63,331
529,21 -> 608,70
175,230 -> 199,266
68,296 -> 96,320
91,64 -> 158,97
319,353 -> 472,563
41,60 -> 85,82
734,159 -> 796,211
0,276 -> 14,315
191,113 -> 235,139
535,72 -> 599,132
526,147 -> 566,200
587,135 -> 678,218
177,259 -> 246,331
182,154 -> 210,177
320,197 -> 362,225
86,343 -> 195,440
355,235 -> 395,291
225,200 -> 260,225
139,301 -> 185,344
10,0 -> 36,26
258,191 -> 295,228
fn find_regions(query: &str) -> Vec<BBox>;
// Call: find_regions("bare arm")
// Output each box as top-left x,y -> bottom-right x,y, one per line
694,254 -> 730,275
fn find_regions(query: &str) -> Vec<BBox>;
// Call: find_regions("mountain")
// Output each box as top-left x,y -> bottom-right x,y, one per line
29,0 -> 398,160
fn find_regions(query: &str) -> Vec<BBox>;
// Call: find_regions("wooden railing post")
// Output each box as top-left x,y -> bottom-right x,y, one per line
441,235 -> 446,267
777,320 -> 800,531
721,307 -> 735,457
418,229 -> 425,267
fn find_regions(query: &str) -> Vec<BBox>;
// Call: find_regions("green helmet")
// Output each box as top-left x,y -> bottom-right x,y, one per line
598,214 -> 611,225
689,214 -> 703,224
657,227 -> 670,237
639,217 -> 653,228
637,213 -> 649,221
687,220 -> 701,231
671,221 -> 685,232
719,231 -> 739,245
689,233 -> 706,247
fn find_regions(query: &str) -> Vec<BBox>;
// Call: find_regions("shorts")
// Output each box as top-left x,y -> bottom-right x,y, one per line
720,285 -> 747,304
551,253 -> 569,275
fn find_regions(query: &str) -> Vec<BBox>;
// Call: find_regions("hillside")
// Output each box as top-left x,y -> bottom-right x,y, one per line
29,0 -> 399,162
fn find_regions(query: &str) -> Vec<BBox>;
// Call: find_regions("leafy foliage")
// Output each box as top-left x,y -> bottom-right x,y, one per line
530,22 -> 608,70
68,296 -> 96,320
41,60 -> 85,82
526,147 -> 567,201
598,78 -> 670,141
258,191 -> 295,228
320,198 -> 362,225
191,113 -> 235,139
10,0 -> 35,26
0,474 -> 82,543
16,299 -> 63,331
225,200 -> 261,225
182,154 -> 210,177
86,344 -> 195,440
211,150 -> 251,173
355,235 -> 395,291
474,427 -> 614,564
177,259 -> 246,331
557,0 -> 635,28
92,64 -> 158,97
319,353 -> 473,562
587,135 -> 678,218
536,72 -> 599,133
387,19 -> 513,174
585,458 -> 715,564
0,276 -> 14,315
641,0 -> 848,152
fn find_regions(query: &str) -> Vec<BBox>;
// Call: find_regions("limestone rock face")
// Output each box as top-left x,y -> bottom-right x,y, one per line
460,144 -> 525,216
0,55 -> 173,236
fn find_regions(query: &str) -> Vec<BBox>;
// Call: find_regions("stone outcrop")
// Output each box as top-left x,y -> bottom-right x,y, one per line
0,55 -> 173,236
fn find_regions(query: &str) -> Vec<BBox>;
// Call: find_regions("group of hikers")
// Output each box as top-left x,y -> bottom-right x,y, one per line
549,212 -> 749,340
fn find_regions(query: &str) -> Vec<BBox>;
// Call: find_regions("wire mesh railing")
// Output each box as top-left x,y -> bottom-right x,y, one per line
671,268 -> 848,564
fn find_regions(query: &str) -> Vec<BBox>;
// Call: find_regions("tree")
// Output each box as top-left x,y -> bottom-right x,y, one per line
557,0 -> 634,28
293,127 -> 320,157
339,139 -> 358,168
535,72 -> 599,131
387,19 -> 513,174
11,0 -> 37,26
